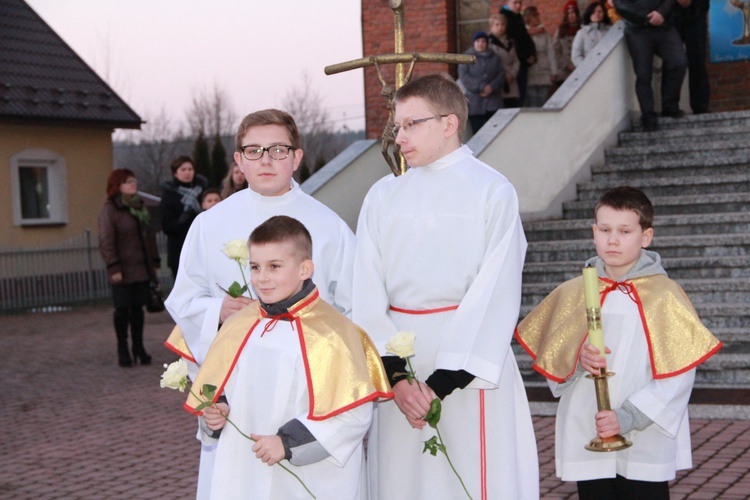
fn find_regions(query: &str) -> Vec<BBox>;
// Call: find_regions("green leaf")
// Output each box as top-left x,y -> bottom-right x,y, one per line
406,373 -> 413,384
227,281 -> 244,298
423,435 -> 439,456
425,398 -> 442,428
195,401 -> 211,412
202,384 -> 217,400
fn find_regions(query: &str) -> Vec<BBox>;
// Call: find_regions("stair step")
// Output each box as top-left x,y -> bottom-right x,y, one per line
606,138 -> 750,158
563,193 -> 750,219
522,279 -> 750,306
524,233 -> 750,262
625,110 -> 750,134
619,123 -> 750,148
576,172 -> 750,200
524,211 -> 750,241
595,153 -> 750,179
522,256 -> 750,282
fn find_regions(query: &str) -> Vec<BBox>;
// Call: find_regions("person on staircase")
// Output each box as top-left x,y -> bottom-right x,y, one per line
98,169 -> 161,367
615,0 -> 687,132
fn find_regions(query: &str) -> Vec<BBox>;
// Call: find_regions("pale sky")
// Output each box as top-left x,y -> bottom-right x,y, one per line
25,0 -> 366,134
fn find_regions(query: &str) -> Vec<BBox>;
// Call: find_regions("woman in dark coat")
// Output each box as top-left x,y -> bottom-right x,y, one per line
98,169 -> 160,367
159,156 -> 208,278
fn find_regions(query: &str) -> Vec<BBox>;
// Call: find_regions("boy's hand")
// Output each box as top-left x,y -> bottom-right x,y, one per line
579,344 -> 611,375
595,410 -> 621,438
251,434 -> 286,465
220,295 -> 254,323
392,379 -> 438,429
203,402 -> 229,431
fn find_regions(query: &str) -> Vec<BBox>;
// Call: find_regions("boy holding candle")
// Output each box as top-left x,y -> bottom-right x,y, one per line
516,186 -> 722,499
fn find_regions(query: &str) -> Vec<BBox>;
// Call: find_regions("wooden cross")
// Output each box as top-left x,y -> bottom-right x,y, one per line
324,0 -> 475,176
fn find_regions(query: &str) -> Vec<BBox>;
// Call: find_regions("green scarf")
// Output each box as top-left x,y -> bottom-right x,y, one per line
121,194 -> 150,227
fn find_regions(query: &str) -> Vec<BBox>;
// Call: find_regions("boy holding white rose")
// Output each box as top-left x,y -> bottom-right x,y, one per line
164,109 -> 356,499
515,186 -> 721,499
183,215 -> 391,499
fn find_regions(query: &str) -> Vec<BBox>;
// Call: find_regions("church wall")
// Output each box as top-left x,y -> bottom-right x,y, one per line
362,0 -> 458,139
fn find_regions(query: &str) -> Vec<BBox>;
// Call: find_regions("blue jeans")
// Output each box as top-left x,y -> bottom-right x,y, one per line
625,26 -> 687,122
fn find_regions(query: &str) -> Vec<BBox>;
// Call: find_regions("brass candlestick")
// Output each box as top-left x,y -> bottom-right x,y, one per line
582,267 -> 631,452
584,368 -> 632,452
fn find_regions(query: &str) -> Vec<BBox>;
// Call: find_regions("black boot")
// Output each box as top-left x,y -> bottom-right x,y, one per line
130,306 -> 151,365
114,308 -> 133,367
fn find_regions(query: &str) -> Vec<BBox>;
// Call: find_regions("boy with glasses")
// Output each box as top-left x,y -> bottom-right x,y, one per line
165,108 -> 355,499
353,74 -> 539,499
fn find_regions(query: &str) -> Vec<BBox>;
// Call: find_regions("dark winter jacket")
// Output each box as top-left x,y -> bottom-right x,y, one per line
459,46 -> 505,116
501,7 -> 537,67
98,196 -> 160,285
158,175 -> 208,270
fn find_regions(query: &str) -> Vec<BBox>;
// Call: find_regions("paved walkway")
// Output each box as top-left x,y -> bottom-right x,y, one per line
1,306 -> 748,499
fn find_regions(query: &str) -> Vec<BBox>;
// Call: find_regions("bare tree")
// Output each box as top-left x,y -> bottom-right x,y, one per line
186,83 -> 237,138
282,70 -> 346,180
115,108 -> 186,195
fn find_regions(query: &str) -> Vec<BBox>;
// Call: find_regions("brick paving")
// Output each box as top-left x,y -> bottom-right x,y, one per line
1,305 -> 749,499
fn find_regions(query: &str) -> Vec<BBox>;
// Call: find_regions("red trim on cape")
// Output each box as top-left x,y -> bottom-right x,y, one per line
389,304 -> 459,315
164,340 -> 196,364
184,318 -> 260,415
514,327 -> 586,384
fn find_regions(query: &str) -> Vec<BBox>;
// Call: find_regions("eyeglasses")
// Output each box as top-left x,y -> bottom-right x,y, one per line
392,115 -> 448,136
240,145 -> 295,161
122,178 -> 137,185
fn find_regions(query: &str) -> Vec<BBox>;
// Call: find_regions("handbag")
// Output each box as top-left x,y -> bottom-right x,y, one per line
147,281 -> 165,313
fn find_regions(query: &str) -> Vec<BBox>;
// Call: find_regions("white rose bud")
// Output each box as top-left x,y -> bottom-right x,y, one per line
222,239 -> 250,265
385,331 -> 417,359
160,359 -> 189,392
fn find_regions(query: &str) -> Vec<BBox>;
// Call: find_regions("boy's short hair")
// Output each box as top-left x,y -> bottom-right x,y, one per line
201,188 -> 221,203
249,215 -> 313,260
394,74 -> 469,136
234,109 -> 302,152
595,186 -> 654,229
170,155 -> 194,174
490,12 -> 509,24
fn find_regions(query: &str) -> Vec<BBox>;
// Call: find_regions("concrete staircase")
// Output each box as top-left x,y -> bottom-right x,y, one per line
516,110 -> 750,390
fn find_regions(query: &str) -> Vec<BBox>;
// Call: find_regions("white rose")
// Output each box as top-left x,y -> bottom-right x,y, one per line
160,359 -> 189,392
222,239 -> 250,265
385,331 -> 417,358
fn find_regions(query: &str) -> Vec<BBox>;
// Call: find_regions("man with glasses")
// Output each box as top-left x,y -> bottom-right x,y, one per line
353,74 -> 538,499
164,108 -> 355,499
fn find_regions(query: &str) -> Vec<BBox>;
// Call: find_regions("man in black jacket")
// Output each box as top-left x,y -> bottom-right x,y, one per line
501,0 -> 537,106
615,0 -> 687,131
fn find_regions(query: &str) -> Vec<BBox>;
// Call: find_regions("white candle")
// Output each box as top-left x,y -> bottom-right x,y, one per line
582,266 -> 605,356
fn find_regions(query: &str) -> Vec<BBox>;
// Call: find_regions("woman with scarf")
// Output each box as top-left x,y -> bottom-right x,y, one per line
553,0 -> 582,83
98,169 -> 161,367
159,156 -> 208,278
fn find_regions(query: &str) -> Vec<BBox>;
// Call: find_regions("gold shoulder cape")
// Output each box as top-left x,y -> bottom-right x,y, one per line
180,289 -> 393,420
515,274 -> 722,383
